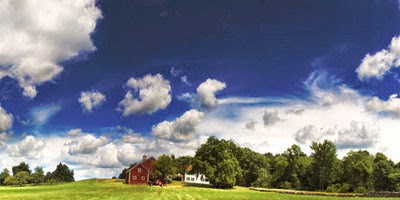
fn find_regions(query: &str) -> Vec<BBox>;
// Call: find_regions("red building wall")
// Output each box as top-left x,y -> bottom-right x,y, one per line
127,157 -> 156,184
128,165 -> 149,184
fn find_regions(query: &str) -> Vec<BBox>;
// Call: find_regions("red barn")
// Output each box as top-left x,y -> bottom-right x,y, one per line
126,156 -> 156,184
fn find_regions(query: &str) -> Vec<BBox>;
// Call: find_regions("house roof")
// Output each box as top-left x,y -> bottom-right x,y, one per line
126,156 -> 156,173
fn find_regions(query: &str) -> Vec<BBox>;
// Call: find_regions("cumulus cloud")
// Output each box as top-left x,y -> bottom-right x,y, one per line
118,74 -> 171,115
294,121 -> 378,149
245,119 -> 257,130
78,91 -> 106,112
366,94 -> 400,117
65,128 -> 82,137
336,121 -> 379,149
0,106 -> 12,132
294,125 -> 319,144
117,144 -> 138,165
152,109 -> 205,142
92,144 -> 120,168
263,110 -> 282,127
30,104 -> 61,126
196,78 -> 226,109
0,0 -> 102,98
7,135 -> 45,158
121,132 -> 150,144
356,35 -> 400,80
66,134 -> 108,154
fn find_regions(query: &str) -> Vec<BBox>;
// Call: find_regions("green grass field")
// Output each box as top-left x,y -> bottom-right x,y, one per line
0,179 -> 399,200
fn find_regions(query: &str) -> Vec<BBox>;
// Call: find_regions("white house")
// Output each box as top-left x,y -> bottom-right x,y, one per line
184,173 -> 210,184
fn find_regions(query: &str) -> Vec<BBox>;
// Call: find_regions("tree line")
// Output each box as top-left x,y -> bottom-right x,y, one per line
0,162 -> 74,186
121,137 -> 400,192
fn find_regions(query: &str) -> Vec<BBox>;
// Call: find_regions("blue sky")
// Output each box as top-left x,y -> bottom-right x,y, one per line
1,0 -> 400,179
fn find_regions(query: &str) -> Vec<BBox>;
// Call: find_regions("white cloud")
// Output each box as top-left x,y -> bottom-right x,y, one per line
0,106 -> 12,132
78,91 -> 106,112
92,144 -> 120,168
66,134 -> 108,154
65,128 -> 82,137
152,109 -> 205,142
121,132 -> 150,144
0,0 -> 102,98
196,78 -> 226,109
244,119 -> 257,130
366,94 -> 400,117
30,104 -> 61,126
263,110 -> 282,127
356,35 -> 400,80
294,121 -> 379,149
336,121 -> 379,149
117,144 -> 138,165
7,135 -> 45,158
118,74 -> 171,115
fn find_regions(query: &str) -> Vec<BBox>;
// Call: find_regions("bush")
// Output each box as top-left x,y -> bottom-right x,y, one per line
214,182 -> 233,189
340,183 -> 351,193
4,171 -> 30,186
355,186 -> 368,193
326,184 -> 341,193
280,181 -> 291,189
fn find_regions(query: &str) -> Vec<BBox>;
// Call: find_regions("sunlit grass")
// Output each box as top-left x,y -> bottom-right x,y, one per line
0,179 -> 399,200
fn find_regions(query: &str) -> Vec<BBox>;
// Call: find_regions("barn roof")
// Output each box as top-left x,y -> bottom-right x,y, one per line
126,156 -> 156,173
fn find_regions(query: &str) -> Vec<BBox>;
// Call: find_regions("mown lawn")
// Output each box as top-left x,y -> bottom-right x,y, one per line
0,179 -> 399,200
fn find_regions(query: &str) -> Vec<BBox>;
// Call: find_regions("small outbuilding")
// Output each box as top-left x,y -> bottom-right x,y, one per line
184,173 -> 210,185
126,156 -> 156,184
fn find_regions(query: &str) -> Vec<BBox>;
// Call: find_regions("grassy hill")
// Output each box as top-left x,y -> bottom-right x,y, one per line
0,179 -> 399,200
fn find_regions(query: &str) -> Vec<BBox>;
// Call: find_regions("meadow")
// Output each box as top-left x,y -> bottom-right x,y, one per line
0,179 -> 399,200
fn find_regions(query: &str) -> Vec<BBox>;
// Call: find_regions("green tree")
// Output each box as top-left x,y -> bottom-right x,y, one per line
4,171 -> 30,186
52,163 -> 74,182
310,140 -> 337,191
154,154 -> 175,178
0,168 -> 10,185
281,144 -> 308,189
31,166 -> 45,185
174,156 -> 194,175
373,152 -> 395,191
12,162 -> 31,175
194,137 -> 242,186
235,147 -> 270,187
342,150 -> 374,191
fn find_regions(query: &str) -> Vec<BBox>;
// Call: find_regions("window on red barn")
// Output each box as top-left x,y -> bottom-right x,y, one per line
141,176 -> 145,180
133,176 -> 137,180
138,168 -> 141,172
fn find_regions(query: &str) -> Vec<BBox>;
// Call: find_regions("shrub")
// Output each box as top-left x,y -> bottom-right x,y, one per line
340,183 -> 351,193
355,186 -> 368,193
326,183 -> 341,193
214,182 -> 233,189
280,181 -> 291,189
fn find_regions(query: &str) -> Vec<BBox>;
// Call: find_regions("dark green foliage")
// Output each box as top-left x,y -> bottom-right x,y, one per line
0,168 -> 10,185
52,163 -> 75,182
373,153 -> 395,191
309,140 -> 337,191
174,156 -> 193,175
342,150 -> 373,191
194,137 -> 242,186
4,171 -> 30,186
154,154 -> 175,178
31,167 -> 45,185
12,162 -> 31,175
